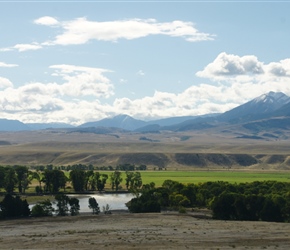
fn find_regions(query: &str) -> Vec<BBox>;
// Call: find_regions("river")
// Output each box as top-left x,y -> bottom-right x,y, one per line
69,193 -> 134,212
30,193 -> 135,214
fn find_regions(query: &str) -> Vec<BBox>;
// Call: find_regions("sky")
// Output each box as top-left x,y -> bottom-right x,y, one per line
1,1 -> 290,125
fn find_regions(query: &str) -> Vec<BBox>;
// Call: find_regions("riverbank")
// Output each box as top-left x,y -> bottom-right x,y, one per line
1,211 -> 290,249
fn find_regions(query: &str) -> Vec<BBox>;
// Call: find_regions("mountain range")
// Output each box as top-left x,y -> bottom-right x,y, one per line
1,91 -> 290,140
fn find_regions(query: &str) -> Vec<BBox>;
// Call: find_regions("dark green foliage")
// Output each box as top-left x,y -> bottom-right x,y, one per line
43,169 -> 67,193
127,193 -> 161,213
110,171 -> 123,191
70,169 -> 86,192
90,172 -> 108,191
211,192 -> 238,220
116,163 -> 135,171
35,185 -> 43,194
211,185 -> 290,222
14,165 -> 28,193
69,197 -> 80,216
0,194 -> 30,219
3,168 -> 17,194
97,173 -> 108,191
31,199 -> 54,217
125,171 -> 142,191
126,179 -> 290,222
260,197 -> 284,222
54,194 -> 80,216
55,194 -> 70,216
88,197 -> 100,214
0,166 -> 5,189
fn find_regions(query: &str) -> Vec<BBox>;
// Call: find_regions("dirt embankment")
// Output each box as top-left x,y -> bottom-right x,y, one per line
0,212 -> 290,249
0,151 -> 289,170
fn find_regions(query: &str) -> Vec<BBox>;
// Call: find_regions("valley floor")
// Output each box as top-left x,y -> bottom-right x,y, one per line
1,211 -> 290,249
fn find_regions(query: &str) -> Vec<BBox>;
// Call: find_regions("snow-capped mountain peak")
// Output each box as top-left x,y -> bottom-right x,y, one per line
253,91 -> 290,105
219,91 -> 290,122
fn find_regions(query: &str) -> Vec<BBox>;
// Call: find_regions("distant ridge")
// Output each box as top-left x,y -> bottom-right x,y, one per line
0,91 -> 290,136
27,122 -> 75,130
79,114 -> 146,131
0,118 -> 30,131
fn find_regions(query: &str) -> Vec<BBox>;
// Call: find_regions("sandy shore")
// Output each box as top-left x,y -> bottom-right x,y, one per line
0,211 -> 290,249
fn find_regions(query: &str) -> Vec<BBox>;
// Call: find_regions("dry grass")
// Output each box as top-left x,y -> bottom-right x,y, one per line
1,130 -> 290,169
0,212 -> 290,249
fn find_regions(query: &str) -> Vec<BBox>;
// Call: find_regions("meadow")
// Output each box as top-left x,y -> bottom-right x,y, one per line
95,170 -> 290,188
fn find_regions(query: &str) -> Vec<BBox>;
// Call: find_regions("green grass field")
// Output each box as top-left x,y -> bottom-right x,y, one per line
5,170 -> 290,196
99,170 -> 290,187
2,170 -> 289,204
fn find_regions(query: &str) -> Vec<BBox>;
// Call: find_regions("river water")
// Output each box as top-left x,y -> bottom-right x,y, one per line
69,193 -> 134,212
30,193 -> 135,213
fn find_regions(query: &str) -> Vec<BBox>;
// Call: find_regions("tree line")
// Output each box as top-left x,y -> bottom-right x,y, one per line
0,165 -> 142,194
126,180 -> 290,222
1,165 -> 290,222
0,194 -> 107,219
29,163 -> 147,172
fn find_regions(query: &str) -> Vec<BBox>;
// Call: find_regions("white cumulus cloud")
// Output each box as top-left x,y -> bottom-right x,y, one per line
0,77 -> 14,89
0,62 -> 18,68
194,52 -> 290,106
34,16 -> 59,26
267,59 -> 290,77
1,51 -> 290,125
6,43 -> 43,52
196,52 -> 264,79
49,64 -> 114,98
52,17 -> 214,45
1,17 -> 214,52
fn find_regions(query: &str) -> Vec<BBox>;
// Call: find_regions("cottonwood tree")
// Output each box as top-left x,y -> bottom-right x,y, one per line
3,168 -> 17,194
110,171 -> 123,191
96,173 -> 108,191
70,169 -> 86,192
125,171 -> 142,192
69,197 -> 80,216
54,194 -> 80,216
14,166 -> 28,194
43,170 -> 67,194
31,199 -> 54,217
0,194 -> 30,218
0,166 -> 5,189
55,194 -> 70,216
88,197 -> 100,214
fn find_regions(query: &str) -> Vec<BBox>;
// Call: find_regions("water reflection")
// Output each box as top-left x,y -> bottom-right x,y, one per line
69,193 -> 134,213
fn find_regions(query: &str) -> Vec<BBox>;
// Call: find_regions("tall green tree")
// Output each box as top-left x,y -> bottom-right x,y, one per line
125,171 -> 134,190
110,171 -> 123,191
0,166 -> 6,189
125,171 -> 142,192
88,197 -> 100,214
94,172 -> 108,191
70,169 -> 86,192
14,166 -> 28,193
85,170 -> 94,190
43,170 -> 67,193
0,194 -> 30,218
69,197 -> 80,216
3,168 -> 17,194
32,171 -> 43,189
55,194 -> 70,216
31,199 -> 54,217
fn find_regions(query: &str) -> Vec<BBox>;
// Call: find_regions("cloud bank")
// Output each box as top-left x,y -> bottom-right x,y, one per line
50,18 -> 214,45
1,53 -> 290,125
1,17 -> 214,52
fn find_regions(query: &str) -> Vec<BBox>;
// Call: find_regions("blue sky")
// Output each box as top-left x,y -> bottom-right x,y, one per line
1,1 -> 290,125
